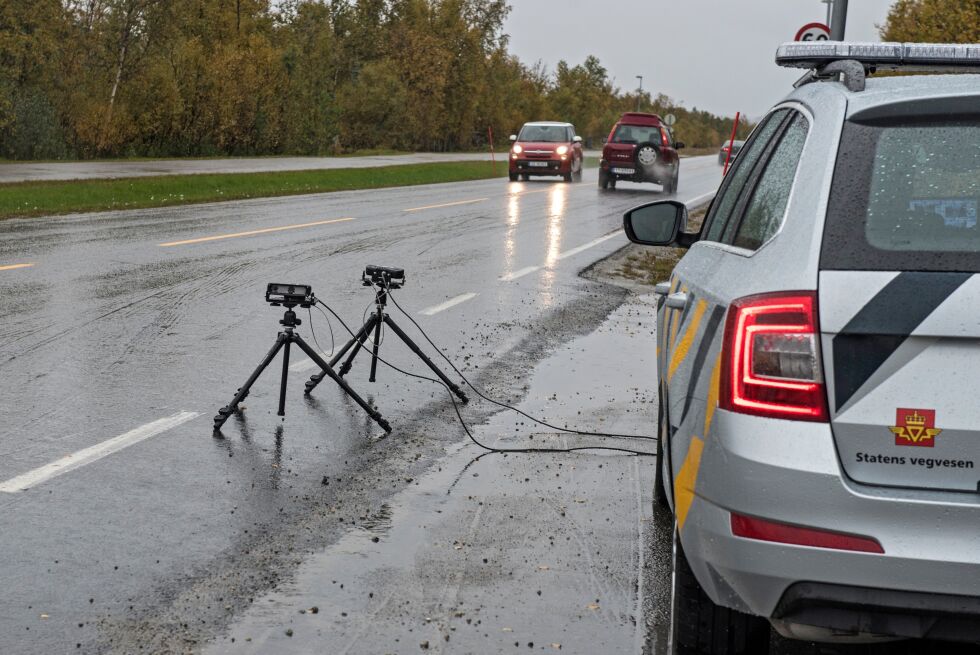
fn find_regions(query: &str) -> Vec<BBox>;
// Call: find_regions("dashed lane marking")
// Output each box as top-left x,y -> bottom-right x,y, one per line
419,292 -> 478,316
158,217 -> 355,247
499,266 -> 541,282
403,198 -> 488,212
499,230 -> 624,281
0,411 -> 200,493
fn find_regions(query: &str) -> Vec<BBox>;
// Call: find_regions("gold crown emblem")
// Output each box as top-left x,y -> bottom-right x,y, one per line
904,411 -> 926,427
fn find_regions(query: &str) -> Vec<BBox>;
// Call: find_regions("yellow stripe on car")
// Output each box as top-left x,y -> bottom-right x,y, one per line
667,299 -> 707,382
675,437 -> 705,531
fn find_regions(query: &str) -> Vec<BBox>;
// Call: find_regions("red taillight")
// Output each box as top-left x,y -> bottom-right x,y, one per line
720,292 -> 828,422
731,513 -> 884,554
660,128 -> 670,147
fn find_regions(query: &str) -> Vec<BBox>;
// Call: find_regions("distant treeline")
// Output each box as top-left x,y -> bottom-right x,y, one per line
0,0 -> 752,160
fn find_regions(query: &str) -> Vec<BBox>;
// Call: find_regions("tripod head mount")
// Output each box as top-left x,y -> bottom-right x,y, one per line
362,265 -> 405,290
279,308 -> 302,328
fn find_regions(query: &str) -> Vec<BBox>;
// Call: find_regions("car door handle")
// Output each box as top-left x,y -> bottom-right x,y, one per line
653,282 -> 671,296
666,292 -> 689,310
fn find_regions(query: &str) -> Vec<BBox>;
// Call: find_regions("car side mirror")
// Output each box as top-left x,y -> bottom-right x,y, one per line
572,136 -> 583,143
509,134 -> 517,142
675,141 -> 686,149
623,200 -> 697,248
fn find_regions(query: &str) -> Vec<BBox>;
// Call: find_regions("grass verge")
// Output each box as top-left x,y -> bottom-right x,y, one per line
0,161 -> 506,220
614,205 -> 708,284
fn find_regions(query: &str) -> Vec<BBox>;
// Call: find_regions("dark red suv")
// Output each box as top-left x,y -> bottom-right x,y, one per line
508,122 -> 584,183
599,112 -> 684,193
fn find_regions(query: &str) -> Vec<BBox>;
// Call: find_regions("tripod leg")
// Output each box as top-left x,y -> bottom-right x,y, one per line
382,315 -> 469,404
293,335 -> 392,433
214,334 -> 287,429
305,315 -> 377,394
278,337 -> 291,417
369,308 -> 384,383
328,319 -> 374,369
339,314 -> 376,377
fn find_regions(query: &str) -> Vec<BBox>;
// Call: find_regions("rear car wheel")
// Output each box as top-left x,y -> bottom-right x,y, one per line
509,172 -> 518,182
655,395 -> 669,507
598,168 -> 610,189
669,528 -> 771,655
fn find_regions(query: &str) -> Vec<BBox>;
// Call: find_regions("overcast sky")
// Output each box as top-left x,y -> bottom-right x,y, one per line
503,0 -> 896,118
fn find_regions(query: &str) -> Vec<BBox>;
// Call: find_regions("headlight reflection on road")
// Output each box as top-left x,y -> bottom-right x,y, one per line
545,185 -> 566,268
502,193 -> 521,277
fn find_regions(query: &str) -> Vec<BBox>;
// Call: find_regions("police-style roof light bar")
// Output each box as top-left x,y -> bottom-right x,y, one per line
777,42 -> 980,71
776,42 -> 980,92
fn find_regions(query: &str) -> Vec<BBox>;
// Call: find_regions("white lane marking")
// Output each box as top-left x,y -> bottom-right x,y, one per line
0,263 -> 35,272
403,198 -> 488,212
0,411 -> 200,493
557,231 -> 622,260
289,351 -> 333,372
499,266 -> 541,282
158,217 -> 355,247
419,292 -> 478,316
685,191 -> 715,208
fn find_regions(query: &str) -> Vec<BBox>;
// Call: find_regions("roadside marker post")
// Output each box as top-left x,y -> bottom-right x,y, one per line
723,112 -> 741,176
488,125 -> 497,176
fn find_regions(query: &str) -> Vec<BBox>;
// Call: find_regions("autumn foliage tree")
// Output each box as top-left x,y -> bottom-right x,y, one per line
0,0 -> 746,160
880,0 -> 980,42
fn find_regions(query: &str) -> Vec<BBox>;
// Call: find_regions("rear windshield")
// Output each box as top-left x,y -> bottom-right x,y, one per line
822,116 -> 980,272
518,125 -> 569,142
612,125 -> 663,145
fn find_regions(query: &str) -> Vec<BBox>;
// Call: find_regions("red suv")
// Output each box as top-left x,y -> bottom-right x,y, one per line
508,122 -> 584,183
599,112 -> 684,193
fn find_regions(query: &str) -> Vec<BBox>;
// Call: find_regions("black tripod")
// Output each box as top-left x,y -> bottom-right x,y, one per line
214,306 -> 391,433
304,272 -> 468,404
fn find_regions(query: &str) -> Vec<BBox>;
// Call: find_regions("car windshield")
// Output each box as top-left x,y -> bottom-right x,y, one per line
518,125 -> 569,142
612,125 -> 662,144
823,116 -> 980,272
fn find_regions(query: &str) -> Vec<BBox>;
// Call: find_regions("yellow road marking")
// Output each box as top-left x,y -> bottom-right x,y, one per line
158,217 -> 355,247
704,354 -> 722,436
403,198 -> 488,212
667,299 -> 707,382
0,263 -> 34,272
674,437 -> 705,531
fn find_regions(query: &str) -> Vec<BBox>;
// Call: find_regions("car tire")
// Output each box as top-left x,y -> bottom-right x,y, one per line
636,141 -> 659,172
655,395 -> 669,508
520,173 -> 529,181
509,172 -> 518,182
669,528 -> 771,655
563,171 -> 573,182
598,169 -> 609,189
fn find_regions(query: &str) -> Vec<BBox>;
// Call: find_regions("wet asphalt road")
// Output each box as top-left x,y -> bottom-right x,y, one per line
0,158 -> 721,653
0,152 -> 500,184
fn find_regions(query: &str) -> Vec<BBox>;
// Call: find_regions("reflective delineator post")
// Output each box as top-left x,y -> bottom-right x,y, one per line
488,125 -> 496,176
723,112 -> 741,176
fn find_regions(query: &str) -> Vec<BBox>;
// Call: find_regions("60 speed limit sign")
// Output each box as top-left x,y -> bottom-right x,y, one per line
795,22 -> 830,41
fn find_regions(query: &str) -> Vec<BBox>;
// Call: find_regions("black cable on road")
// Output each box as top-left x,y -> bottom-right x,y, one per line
313,297 -> 656,458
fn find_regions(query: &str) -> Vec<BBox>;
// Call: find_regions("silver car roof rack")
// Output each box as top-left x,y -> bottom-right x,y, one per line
777,42 -> 980,92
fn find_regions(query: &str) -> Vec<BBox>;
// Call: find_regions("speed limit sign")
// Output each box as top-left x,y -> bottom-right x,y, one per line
795,22 -> 830,41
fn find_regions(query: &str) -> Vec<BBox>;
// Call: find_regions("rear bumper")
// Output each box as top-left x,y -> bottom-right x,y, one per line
600,158 -> 672,184
771,582 -> 980,643
681,409 -> 980,642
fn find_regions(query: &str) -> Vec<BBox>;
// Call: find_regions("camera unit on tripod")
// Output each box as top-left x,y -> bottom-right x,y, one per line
363,265 -> 405,289
266,283 -> 315,308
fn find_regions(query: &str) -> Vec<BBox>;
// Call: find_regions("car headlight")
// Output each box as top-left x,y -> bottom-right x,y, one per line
512,144 -> 523,154
556,145 -> 569,156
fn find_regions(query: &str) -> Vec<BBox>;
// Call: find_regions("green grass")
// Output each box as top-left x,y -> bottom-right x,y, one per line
0,161 -> 507,220
615,206 -> 709,284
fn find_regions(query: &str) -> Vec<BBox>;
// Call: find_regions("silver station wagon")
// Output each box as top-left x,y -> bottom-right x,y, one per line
624,42 -> 980,654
